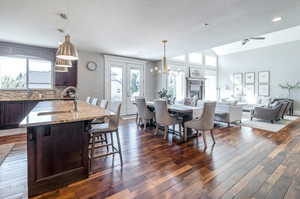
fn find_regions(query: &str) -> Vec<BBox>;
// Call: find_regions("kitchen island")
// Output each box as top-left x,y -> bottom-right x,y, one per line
20,100 -> 114,197
0,96 -> 73,129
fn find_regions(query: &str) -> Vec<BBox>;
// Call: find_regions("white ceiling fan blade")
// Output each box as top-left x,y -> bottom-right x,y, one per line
250,37 -> 266,40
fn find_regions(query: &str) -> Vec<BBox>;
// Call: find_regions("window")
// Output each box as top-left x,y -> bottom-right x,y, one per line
0,56 -> 27,89
0,56 -> 52,89
205,55 -> 217,67
189,52 -> 203,64
168,70 -> 185,102
28,59 -> 52,88
205,70 -> 217,101
171,55 -> 185,62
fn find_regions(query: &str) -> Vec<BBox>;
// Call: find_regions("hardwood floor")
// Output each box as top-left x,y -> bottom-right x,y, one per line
1,119 -> 300,199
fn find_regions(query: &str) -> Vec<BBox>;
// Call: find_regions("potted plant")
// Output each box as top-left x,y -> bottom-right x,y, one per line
279,81 -> 300,99
158,88 -> 172,104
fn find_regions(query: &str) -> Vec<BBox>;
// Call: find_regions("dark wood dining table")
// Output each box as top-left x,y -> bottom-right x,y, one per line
143,101 -> 203,140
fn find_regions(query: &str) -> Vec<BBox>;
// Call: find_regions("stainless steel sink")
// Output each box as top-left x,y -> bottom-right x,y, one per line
37,110 -> 73,116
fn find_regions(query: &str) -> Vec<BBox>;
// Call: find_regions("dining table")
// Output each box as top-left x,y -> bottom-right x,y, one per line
140,101 -> 203,140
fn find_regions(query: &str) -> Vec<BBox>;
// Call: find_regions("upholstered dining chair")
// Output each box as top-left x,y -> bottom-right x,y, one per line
184,101 -> 216,148
134,96 -> 145,124
154,99 -> 182,139
99,99 -> 108,109
91,98 -> 98,105
88,103 -> 123,173
135,98 -> 154,128
86,96 -> 92,104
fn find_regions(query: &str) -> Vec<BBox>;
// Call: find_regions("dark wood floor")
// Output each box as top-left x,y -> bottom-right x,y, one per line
1,119 -> 300,199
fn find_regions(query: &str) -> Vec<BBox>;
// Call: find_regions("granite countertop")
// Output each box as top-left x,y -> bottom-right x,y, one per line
0,96 -> 73,102
20,100 -> 115,127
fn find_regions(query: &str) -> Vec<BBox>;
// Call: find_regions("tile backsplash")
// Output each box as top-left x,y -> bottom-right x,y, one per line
0,89 -> 63,100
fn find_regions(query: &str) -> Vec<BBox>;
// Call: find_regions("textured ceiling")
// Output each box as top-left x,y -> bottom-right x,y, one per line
0,0 -> 300,60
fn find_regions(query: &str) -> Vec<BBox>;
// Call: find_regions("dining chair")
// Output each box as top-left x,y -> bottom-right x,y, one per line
154,99 -> 182,139
99,99 -> 108,109
134,96 -> 145,124
184,101 -> 216,147
88,103 -> 123,173
86,96 -> 92,104
135,98 -> 154,128
91,98 -> 98,105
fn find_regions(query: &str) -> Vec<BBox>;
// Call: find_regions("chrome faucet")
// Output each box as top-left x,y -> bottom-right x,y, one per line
73,98 -> 78,112
68,92 -> 78,112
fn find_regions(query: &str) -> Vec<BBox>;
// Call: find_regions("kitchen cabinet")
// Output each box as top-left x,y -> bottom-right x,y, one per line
55,61 -> 78,87
0,101 -> 38,129
0,102 -> 24,128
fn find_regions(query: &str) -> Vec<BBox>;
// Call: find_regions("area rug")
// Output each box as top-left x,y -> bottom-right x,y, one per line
241,115 -> 299,132
0,143 -> 15,167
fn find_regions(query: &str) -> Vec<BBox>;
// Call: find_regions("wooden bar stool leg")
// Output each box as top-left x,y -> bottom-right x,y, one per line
110,132 -> 114,153
104,133 -> 109,152
184,127 -> 188,142
155,124 -> 159,135
164,126 -> 168,139
202,131 -> 207,148
90,134 -> 95,173
210,129 -> 215,144
115,130 -> 123,166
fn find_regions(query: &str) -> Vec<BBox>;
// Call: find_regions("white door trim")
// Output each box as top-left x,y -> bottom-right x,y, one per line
104,55 -> 146,114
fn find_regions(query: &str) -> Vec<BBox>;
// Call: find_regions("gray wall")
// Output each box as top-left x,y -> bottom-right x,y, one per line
219,40 -> 300,114
77,50 -> 157,101
77,50 -> 105,101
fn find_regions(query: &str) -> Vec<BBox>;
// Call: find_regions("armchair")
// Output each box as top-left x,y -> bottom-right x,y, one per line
251,102 -> 283,123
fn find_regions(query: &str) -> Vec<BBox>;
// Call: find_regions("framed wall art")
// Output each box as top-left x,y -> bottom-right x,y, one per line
258,71 -> 270,96
258,84 -> 270,96
245,72 -> 255,84
258,71 -> 270,84
189,67 -> 204,78
233,73 -> 243,96
245,84 -> 255,96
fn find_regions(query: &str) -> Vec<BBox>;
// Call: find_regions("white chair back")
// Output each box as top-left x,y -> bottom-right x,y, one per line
86,96 -> 92,104
99,99 -> 108,109
200,102 -> 217,130
91,98 -> 98,105
154,99 -> 173,125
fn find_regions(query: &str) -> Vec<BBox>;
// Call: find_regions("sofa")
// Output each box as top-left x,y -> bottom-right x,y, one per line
214,103 -> 243,127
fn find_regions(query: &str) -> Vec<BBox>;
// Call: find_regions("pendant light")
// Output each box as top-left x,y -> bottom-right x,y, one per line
56,34 -> 78,60
161,40 -> 168,73
56,0 -> 78,61
55,57 -> 72,67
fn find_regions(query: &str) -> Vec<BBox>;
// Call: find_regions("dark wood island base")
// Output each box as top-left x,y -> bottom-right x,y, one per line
27,121 -> 89,197
20,100 -> 114,197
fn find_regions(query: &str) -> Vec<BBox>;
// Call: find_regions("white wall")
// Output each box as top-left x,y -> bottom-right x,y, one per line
77,50 -> 157,101
219,40 -> 300,113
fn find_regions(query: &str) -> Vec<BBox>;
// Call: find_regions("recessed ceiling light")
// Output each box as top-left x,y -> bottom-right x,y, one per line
272,17 -> 282,22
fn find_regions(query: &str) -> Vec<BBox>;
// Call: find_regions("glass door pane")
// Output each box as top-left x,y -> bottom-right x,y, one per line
129,68 -> 141,101
126,65 -> 143,115
110,66 -> 123,105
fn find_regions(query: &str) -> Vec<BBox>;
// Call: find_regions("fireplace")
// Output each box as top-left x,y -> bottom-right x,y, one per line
186,78 -> 205,100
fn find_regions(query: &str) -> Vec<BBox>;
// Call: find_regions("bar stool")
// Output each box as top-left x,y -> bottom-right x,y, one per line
88,103 -> 123,173
91,98 -> 98,105
86,96 -> 92,104
99,99 -> 109,109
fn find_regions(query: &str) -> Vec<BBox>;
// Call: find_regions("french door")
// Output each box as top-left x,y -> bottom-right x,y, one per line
105,56 -> 144,115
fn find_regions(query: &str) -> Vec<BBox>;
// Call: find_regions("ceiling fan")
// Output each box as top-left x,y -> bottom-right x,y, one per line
241,37 -> 266,45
